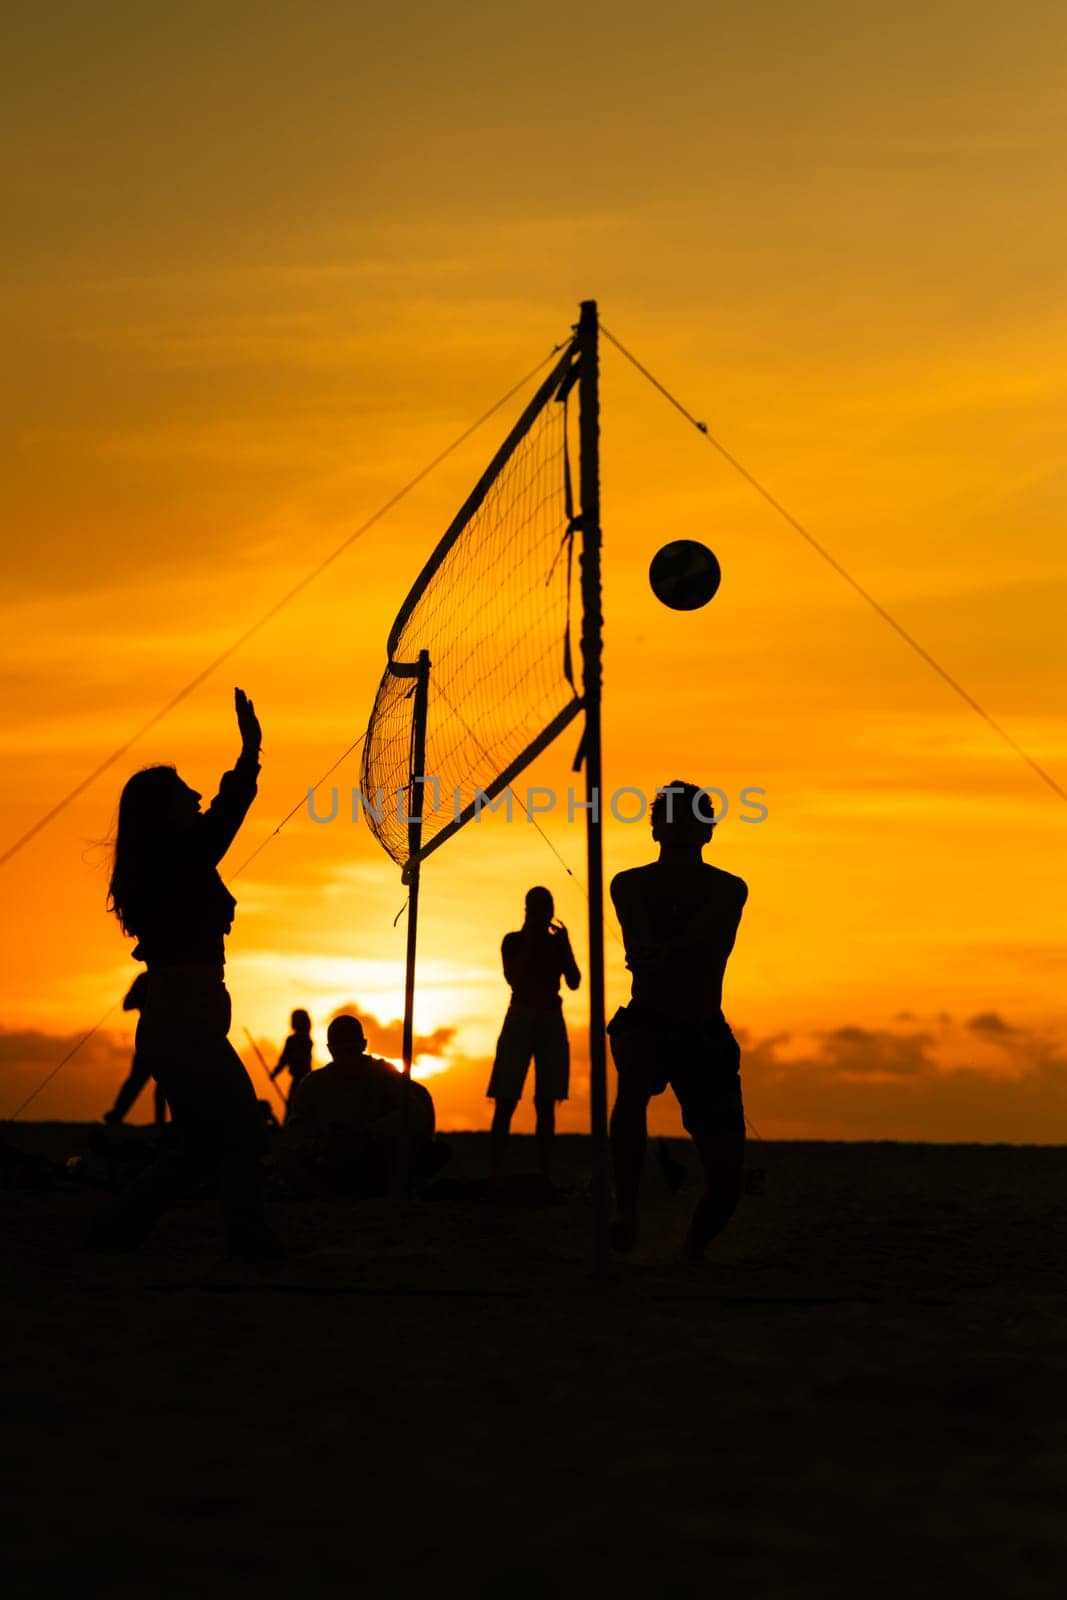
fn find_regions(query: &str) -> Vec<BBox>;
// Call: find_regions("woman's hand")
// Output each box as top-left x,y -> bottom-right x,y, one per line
235,687 -> 262,755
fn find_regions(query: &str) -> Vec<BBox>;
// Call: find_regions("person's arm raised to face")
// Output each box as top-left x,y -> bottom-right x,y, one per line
200,687 -> 263,865
552,921 -> 581,990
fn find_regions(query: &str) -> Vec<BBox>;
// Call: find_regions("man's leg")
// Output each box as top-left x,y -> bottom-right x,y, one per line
533,1097 -> 555,1179
487,1009 -> 531,1177
490,1098 -> 518,1177
683,1125 -> 745,1262
609,1075 -> 651,1250
532,1012 -> 568,1181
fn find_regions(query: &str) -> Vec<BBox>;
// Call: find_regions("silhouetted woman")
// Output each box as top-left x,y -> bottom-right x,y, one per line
103,973 -> 167,1126
271,1008 -> 313,1117
91,688 -> 280,1259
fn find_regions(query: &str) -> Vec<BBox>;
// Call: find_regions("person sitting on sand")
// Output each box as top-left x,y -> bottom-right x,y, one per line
608,780 -> 748,1261
487,886 -> 581,1180
279,1014 -> 442,1196
271,1008 -> 313,1117
103,973 -> 168,1126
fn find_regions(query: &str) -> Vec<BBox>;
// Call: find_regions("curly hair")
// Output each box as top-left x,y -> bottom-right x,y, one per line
650,779 -> 716,837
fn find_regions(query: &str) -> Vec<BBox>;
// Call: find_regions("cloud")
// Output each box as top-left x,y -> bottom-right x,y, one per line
4,1008 -> 1066,1144
326,1003 -> 455,1064
816,1025 -> 934,1078
738,1013 -> 1067,1142
966,1011 -> 1018,1036
0,1026 -> 132,1122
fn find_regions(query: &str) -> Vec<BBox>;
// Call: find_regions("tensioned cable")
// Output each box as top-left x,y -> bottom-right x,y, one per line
230,731 -> 368,881
600,323 -> 1066,807
4,1004 -> 120,1122
0,340 -> 572,870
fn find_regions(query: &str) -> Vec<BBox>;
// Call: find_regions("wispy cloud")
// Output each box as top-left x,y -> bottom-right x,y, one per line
740,1011 -> 1067,1142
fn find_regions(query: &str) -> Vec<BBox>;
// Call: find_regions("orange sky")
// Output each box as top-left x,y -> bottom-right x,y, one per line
2,2 -> 1065,1139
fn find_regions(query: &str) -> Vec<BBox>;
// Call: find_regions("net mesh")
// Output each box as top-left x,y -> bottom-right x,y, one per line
361,344 -> 582,870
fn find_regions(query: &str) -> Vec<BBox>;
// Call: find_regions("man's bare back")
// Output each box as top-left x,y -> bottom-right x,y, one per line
611,859 -> 747,1021
607,780 -> 749,1260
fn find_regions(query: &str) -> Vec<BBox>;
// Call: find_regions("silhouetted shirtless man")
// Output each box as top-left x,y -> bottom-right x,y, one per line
608,780 -> 748,1260
488,887 -> 581,1179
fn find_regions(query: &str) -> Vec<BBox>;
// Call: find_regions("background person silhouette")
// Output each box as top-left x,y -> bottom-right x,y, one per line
103,972 -> 168,1126
271,1008 -> 313,1117
88,688 -> 280,1260
487,886 -> 581,1180
608,780 -> 748,1259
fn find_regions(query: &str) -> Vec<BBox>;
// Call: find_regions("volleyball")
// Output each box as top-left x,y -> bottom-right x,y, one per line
648,540 -> 722,610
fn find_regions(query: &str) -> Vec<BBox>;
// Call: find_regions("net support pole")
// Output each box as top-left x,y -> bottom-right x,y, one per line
399,648 -> 430,1193
402,649 -> 431,1081
577,299 -> 609,1276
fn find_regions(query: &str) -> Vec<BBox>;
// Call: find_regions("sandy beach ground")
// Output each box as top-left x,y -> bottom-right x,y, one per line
3,1128 -> 1066,1597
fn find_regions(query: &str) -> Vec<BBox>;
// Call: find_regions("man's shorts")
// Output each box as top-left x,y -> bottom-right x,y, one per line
607,1003 -> 744,1138
487,1005 -> 570,1104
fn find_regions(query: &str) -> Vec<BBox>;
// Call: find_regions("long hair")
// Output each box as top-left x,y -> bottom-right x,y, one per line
108,765 -> 183,936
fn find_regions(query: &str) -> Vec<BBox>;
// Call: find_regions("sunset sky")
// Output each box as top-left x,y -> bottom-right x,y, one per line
2,1 -> 1065,1139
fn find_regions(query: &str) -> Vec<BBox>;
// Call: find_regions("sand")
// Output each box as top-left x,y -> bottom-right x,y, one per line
2,1128 -> 1066,1598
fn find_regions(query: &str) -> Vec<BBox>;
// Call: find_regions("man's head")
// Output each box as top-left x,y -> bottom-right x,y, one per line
524,885 -> 555,931
327,1013 -> 367,1063
650,780 -> 716,855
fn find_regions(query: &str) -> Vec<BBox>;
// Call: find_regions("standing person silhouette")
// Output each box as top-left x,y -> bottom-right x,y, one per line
103,973 -> 167,1126
608,781 -> 748,1260
271,1008 -> 313,1116
487,886 -> 581,1180
90,688 -> 280,1260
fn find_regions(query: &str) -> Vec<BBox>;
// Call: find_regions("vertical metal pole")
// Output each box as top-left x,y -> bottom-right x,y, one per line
577,299 -> 609,1276
397,649 -> 430,1195
402,649 -> 431,1083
